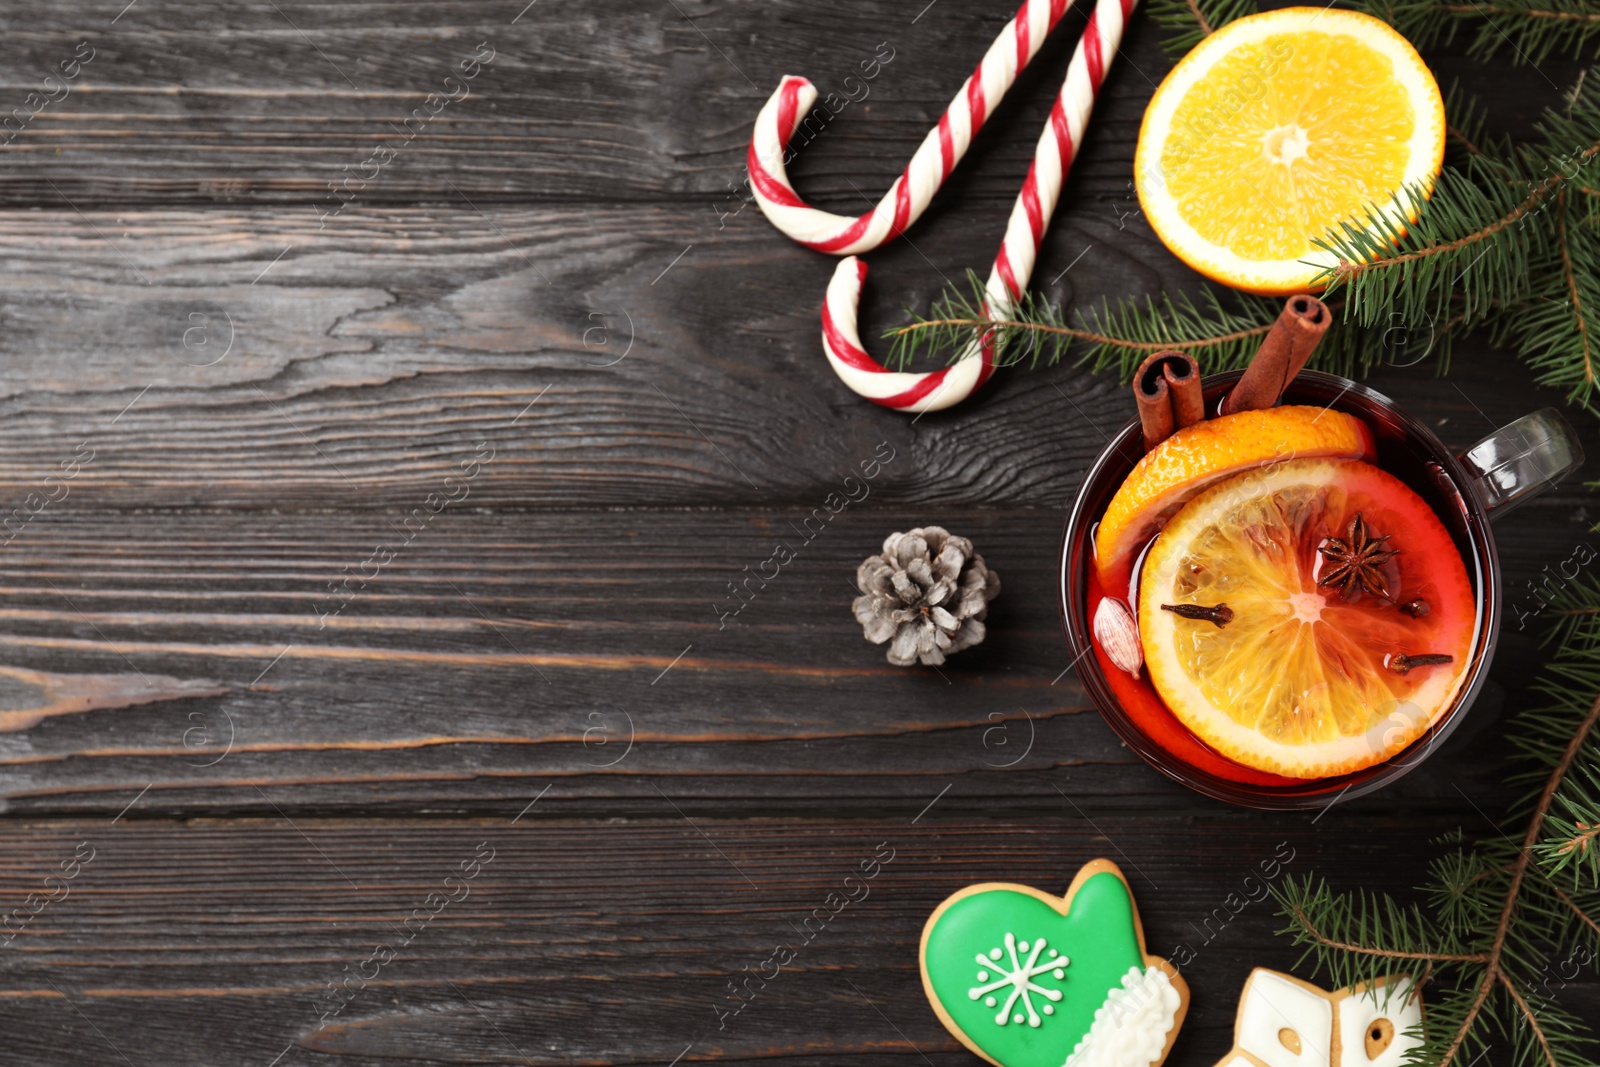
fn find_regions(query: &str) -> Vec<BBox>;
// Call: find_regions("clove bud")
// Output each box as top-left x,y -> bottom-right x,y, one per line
1387,652 -> 1453,675
1161,602 -> 1234,628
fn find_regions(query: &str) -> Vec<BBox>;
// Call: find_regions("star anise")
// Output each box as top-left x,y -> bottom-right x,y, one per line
1316,512 -> 1398,600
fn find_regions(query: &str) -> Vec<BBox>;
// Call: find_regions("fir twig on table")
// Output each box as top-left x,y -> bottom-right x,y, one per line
1437,693 -> 1600,1062
1447,123 -> 1486,157
1433,1 -> 1600,23
1537,872 -> 1600,936
1558,824 -> 1600,859
1554,190 -> 1598,388
889,316 -> 1271,352
1146,0 -> 1252,53
890,316 -> 1266,351
1181,0 -> 1213,35
1154,0 -> 1600,62
1361,0 -> 1600,64
1499,972 -> 1561,1067
1441,81 -> 1505,162
1327,136 -> 1600,284
1283,901 -> 1489,961
1431,3 -> 1600,20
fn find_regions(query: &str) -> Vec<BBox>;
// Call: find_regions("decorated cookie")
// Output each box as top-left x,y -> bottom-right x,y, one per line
1212,969 -> 1422,1067
919,860 -> 1188,1067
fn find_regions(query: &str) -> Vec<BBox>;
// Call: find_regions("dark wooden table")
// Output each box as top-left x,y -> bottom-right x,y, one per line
0,2 -> 1595,1064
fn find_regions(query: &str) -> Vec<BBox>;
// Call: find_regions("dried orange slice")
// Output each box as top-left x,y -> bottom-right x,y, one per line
1134,8 -> 1446,294
1137,458 -> 1476,778
1093,405 -> 1374,594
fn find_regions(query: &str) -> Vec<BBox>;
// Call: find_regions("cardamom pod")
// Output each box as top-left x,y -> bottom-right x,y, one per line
1093,597 -> 1143,680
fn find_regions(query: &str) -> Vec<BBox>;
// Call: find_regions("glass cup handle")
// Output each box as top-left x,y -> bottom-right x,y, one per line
1459,407 -> 1585,520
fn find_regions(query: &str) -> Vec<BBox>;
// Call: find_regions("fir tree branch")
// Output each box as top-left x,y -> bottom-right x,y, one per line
1438,972 -> 1496,1066
1509,170 -> 1600,409
1448,122 -> 1486,158
1360,0 -> 1600,64
888,315 -> 1272,354
1284,902 -> 1490,961
1434,2 -> 1600,22
1555,822 -> 1599,859
1555,189 -> 1597,388
1443,81 -> 1507,164
1146,0 -> 1253,53
1436,691 -> 1600,1064
1329,161 -> 1566,284
1538,871 -> 1600,937
884,275 -> 1318,380
1181,0 -> 1214,35
1499,972 -> 1560,1067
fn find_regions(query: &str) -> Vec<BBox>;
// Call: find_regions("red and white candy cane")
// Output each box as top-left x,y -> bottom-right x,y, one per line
821,0 -> 1139,412
748,0 -> 1075,255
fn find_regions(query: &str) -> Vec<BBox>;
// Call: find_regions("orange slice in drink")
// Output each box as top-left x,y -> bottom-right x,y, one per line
1094,405 -> 1374,595
1137,458 -> 1476,778
1134,7 -> 1446,294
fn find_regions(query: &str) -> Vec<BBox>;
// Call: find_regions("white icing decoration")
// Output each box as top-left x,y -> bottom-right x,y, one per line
1235,970 -> 1332,1067
967,932 -> 1068,1027
1063,965 -> 1181,1067
1334,978 -> 1422,1067
1227,971 -> 1423,1067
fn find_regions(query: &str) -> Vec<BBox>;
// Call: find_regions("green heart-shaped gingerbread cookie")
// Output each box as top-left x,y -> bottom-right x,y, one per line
919,860 -> 1188,1067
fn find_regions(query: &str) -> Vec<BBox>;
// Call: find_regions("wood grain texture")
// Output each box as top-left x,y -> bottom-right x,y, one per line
0,503 -> 1582,821
0,664 -> 224,732
0,0 -> 1133,208
0,819 -> 1590,1067
0,203 -> 1593,510
0,2 -> 1580,209
0,0 -> 1593,1062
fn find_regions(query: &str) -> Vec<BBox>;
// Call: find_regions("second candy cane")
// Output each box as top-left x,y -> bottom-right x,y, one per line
748,0 -> 1075,255
822,0 -> 1140,412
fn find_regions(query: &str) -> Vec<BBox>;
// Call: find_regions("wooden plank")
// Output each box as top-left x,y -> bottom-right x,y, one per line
0,3 -> 1580,209
0,817 -> 1590,1066
0,204 -> 1592,511
0,504 -> 1578,817
0,0 -> 1143,208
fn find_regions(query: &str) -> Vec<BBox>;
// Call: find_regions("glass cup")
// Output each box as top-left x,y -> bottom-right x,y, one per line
1059,370 -> 1585,809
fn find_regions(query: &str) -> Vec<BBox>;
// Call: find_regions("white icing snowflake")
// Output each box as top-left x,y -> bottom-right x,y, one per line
967,931 -> 1069,1027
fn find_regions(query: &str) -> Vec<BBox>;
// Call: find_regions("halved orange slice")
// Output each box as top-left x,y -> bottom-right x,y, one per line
1137,458 -> 1476,778
1094,405 -> 1374,595
1135,8 -> 1446,294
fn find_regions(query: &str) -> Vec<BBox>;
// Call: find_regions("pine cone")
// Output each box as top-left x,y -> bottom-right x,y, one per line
853,526 -> 1000,667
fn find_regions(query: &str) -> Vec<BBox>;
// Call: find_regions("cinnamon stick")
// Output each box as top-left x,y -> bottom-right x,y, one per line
1134,353 -> 1174,452
1133,349 -> 1202,451
1162,352 -> 1204,429
1219,294 -> 1331,415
